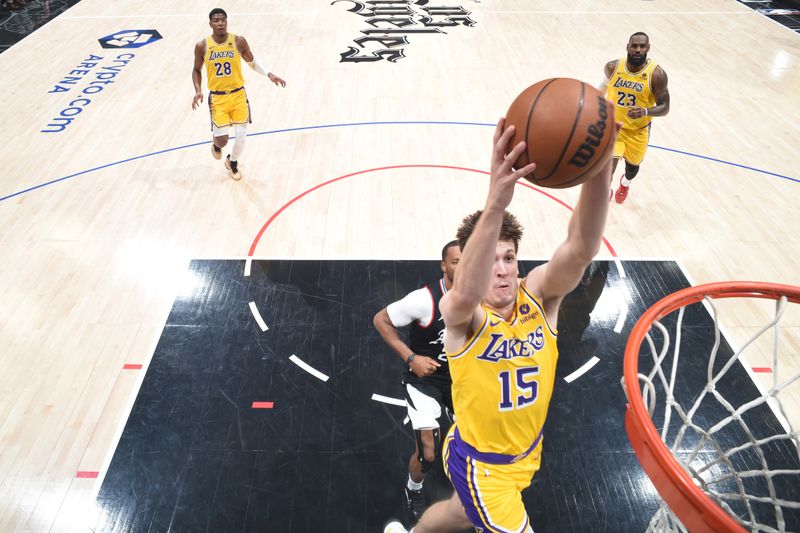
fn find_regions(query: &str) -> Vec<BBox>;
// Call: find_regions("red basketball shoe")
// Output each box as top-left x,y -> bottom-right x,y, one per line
615,182 -> 629,204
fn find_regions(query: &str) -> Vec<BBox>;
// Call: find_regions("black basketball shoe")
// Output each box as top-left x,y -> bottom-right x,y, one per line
403,485 -> 426,522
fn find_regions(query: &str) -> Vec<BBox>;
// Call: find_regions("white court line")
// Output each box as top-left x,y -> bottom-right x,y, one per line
248,302 -> 269,332
614,301 -> 629,334
59,10 -> 753,20
564,356 -> 600,383
614,257 -> 627,279
371,393 -> 407,407
244,257 -> 252,277
90,258 -> 187,499
206,255 -> 677,263
289,354 -> 329,382
60,12 -> 318,19
487,11 -> 752,15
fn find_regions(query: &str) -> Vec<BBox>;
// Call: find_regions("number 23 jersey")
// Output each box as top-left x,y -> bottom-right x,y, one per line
606,56 -> 658,130
447,282 -> 558,456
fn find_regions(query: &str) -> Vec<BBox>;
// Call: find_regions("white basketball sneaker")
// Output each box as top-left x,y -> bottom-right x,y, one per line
211,143 -> 222,160
383,520 -> 408,533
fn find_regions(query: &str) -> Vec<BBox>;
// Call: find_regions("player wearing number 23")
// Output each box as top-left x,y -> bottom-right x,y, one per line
382,116 -> 617,533
602,32 -> 670,204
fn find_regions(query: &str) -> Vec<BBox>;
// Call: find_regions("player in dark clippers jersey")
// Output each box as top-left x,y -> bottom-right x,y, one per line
374,240 -> 461,522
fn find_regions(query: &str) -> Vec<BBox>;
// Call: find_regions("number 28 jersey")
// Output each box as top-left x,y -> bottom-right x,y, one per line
447,282 -> 558,456
606,56 -> 658,130
204,34 -> 245,92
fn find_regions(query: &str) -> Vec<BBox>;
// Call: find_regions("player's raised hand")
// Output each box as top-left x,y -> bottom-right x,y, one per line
487,117 -> 536,210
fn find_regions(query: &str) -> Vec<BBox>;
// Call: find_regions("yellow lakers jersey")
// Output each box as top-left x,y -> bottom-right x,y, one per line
447,283 -> 558,456
606,56 -> 658,130
204,34 -> 245,92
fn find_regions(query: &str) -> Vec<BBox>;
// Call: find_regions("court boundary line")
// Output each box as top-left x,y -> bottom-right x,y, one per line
1,121 -> 796,203
57,10 -> 758,20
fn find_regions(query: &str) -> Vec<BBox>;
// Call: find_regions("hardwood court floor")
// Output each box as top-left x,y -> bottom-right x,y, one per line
0,0 -> 798,531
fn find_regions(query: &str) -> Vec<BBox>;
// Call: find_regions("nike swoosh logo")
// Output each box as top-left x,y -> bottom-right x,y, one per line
490,320 -> 500,327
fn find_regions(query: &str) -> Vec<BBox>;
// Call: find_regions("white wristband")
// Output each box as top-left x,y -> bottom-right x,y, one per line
247,59 -> 268,77
644,108 -> 648,116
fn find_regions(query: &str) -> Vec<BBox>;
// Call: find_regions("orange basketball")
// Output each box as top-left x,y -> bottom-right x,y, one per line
505,78 -> 615,189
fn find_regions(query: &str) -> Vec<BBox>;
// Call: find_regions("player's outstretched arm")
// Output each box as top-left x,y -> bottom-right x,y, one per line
440,119 -> 536,330
526,121 -> 620,322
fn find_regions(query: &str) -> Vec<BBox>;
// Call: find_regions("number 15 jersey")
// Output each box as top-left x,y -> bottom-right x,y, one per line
447,282 -> 558,456
204,34 -> 245,92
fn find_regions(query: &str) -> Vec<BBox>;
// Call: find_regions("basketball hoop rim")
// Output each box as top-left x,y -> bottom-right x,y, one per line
623,281 -> 800,533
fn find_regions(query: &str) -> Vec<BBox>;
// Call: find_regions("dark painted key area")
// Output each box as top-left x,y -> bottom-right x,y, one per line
95,260 -> 800,532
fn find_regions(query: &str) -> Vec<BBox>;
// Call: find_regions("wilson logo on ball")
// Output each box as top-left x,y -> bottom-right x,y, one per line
505,78 -> 614,188
568,96 -> 609,168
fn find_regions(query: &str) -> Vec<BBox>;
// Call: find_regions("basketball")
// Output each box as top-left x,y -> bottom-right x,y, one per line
505,78 -> 615,189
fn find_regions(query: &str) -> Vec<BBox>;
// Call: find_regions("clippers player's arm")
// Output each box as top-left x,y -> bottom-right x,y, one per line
236,35 -> 286,88
525,123 -> 620,326
373,290 -> 441,378
191,40 -> 206,110
440,119 -> 536,350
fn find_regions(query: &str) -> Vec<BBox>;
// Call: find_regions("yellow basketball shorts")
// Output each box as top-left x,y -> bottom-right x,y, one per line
208,88 -> 251,129
443,425 -> 540,533
613,125 -> 650,166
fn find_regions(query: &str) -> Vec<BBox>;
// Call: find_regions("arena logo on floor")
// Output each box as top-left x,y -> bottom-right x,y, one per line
333,0 -> 476,63
40,30 -> 163,134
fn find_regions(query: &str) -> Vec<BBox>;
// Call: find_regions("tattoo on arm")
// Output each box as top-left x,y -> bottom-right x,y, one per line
653,67 -> 670,113
604,60 -> 617,80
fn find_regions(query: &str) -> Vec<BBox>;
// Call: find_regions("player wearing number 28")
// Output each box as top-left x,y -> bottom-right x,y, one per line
384,117 -> 617,533
191,8 -> 286,180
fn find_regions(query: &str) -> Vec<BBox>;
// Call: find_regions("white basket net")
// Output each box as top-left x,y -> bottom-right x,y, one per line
632,292 -> 800,533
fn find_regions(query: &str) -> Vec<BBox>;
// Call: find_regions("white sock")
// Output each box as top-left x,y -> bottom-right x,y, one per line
231,125 -> 247,162
621,177 -> 632,187
407,475 -> 423,491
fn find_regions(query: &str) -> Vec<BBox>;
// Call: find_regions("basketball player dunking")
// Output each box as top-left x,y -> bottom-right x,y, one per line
384,116 -> 619,533
602,32 -> 670,204
191,8 -> 286,180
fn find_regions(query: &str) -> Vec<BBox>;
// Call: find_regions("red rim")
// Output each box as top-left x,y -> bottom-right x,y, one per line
623,281 -> 800,533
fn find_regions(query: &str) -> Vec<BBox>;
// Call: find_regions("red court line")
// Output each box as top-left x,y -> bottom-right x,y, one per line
517,181 -> 617,256
252,401 -> 274,409
123,364 -> 142,370
76,471 -> 99,478
752,367 -> 773,373
248,164 -> 618,258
